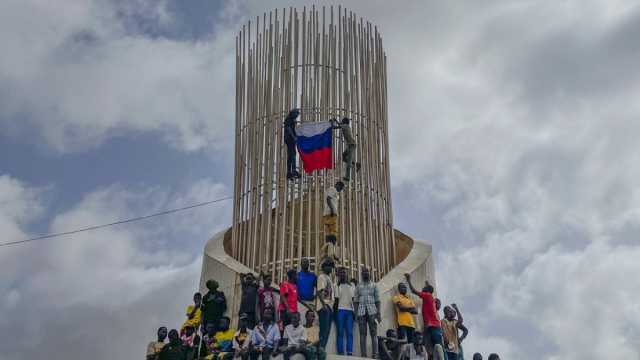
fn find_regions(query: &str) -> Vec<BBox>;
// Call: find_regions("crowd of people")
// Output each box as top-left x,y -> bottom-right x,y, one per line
146,261 -> 502,360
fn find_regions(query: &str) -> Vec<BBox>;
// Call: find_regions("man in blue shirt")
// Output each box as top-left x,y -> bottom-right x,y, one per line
297,258 -> 317,303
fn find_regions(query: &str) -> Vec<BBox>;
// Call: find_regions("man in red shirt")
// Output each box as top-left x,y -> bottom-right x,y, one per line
279,269 -> 299,326
405,273 -> 445,360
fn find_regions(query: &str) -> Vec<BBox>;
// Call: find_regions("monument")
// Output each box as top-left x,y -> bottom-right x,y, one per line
201,6 -> 435,357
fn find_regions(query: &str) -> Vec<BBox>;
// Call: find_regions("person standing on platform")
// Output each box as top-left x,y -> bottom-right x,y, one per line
335,267 -> 355,356
393,283 -> 418,344
331,117 -> 361,182
354,267 -> 381,358
441,305 -> 468,360
297,258 -> 317,305
258,273 -> 278,319
316,261 -> 335,349
323,181 -> 344,247
404,274 -> 445,360
201,280 -> 227,333
239,273 -> 259,329
284,108 -> 301,180
279,269 -> 299,326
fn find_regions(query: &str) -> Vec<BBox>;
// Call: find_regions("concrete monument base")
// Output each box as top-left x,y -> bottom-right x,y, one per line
200,228 -> 435,358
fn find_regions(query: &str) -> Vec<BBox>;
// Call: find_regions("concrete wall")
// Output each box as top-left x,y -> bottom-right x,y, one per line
200,228 -> 435,358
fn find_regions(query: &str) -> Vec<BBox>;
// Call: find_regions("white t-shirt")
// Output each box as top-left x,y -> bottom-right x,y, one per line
284,324 -> 307,346
324,187 -> 339,216
316,273 -> 336,310
336,282 -> 355,311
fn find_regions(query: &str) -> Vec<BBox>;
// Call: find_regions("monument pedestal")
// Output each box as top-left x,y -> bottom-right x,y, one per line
200,228 -> 435,358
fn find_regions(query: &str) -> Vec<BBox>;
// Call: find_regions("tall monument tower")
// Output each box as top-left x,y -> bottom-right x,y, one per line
201,7 -> 435,356
231,6 -> 394,282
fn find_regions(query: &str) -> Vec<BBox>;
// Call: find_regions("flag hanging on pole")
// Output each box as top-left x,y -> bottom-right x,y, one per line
296,121 -> 333,173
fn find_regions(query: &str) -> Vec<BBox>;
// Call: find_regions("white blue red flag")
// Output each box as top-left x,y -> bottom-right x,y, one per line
296,121 -> 333,173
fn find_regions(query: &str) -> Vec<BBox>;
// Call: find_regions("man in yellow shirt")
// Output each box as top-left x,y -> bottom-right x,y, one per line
181,292 -> 202,334
392,283 -> 418,343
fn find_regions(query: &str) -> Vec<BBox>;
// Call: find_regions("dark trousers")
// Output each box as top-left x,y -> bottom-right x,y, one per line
398,325 -> 415,343
318,307 -> 333,348
445,352 -> 458,360
286,141 -> 297,175
357,313 -> 378,357
250,347 -> 273,360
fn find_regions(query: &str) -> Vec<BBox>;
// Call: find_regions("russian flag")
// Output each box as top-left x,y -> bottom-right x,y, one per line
296,121 -> 333,173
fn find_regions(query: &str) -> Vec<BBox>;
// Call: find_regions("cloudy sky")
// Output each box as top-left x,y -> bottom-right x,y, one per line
1,0 -> 639,359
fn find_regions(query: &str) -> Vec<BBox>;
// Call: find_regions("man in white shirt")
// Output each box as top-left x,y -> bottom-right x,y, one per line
323,181 -> 344,254
282,312 -> 310,360
335,267 -> 355,356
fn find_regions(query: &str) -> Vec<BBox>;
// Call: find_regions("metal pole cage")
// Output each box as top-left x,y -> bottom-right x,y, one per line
231,6 -> 396,282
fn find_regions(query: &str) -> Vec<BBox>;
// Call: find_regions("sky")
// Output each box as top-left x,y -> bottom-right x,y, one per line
1,0 -> 640,359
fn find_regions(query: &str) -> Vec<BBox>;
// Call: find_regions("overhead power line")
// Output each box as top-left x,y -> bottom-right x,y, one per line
0,196 -> 233,248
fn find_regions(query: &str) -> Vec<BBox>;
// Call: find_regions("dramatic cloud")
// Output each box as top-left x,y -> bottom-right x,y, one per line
0,0 -> 239,153
0,175 -> 230,360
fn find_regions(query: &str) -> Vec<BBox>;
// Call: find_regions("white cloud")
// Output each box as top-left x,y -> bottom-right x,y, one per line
0,0 -> 238,153
0,175 -> 230,360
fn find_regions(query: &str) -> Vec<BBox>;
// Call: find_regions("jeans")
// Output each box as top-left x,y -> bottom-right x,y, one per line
318,307 -> 333,348
357,313 -> 378,357
336,309 -> 354,355
286,141 -> 297,175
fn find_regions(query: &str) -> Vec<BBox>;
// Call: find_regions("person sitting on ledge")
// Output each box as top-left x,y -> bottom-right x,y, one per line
249,308 -> 280,360
281,312 -> 313,360
146,326 -> 168,360
304,309 -> 326,360
181,293 -> 202,335
233,314 -> 253,360
158,329 -> 186,360
209,316 -> 236,360
180,325 -> 200,360
406,331 -> 427,360
378,329 -> 408,360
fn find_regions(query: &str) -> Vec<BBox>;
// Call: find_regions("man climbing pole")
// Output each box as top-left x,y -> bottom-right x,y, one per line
331,117 -> 360,182
284,108 -> 301,180
323,181 -> 344,256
